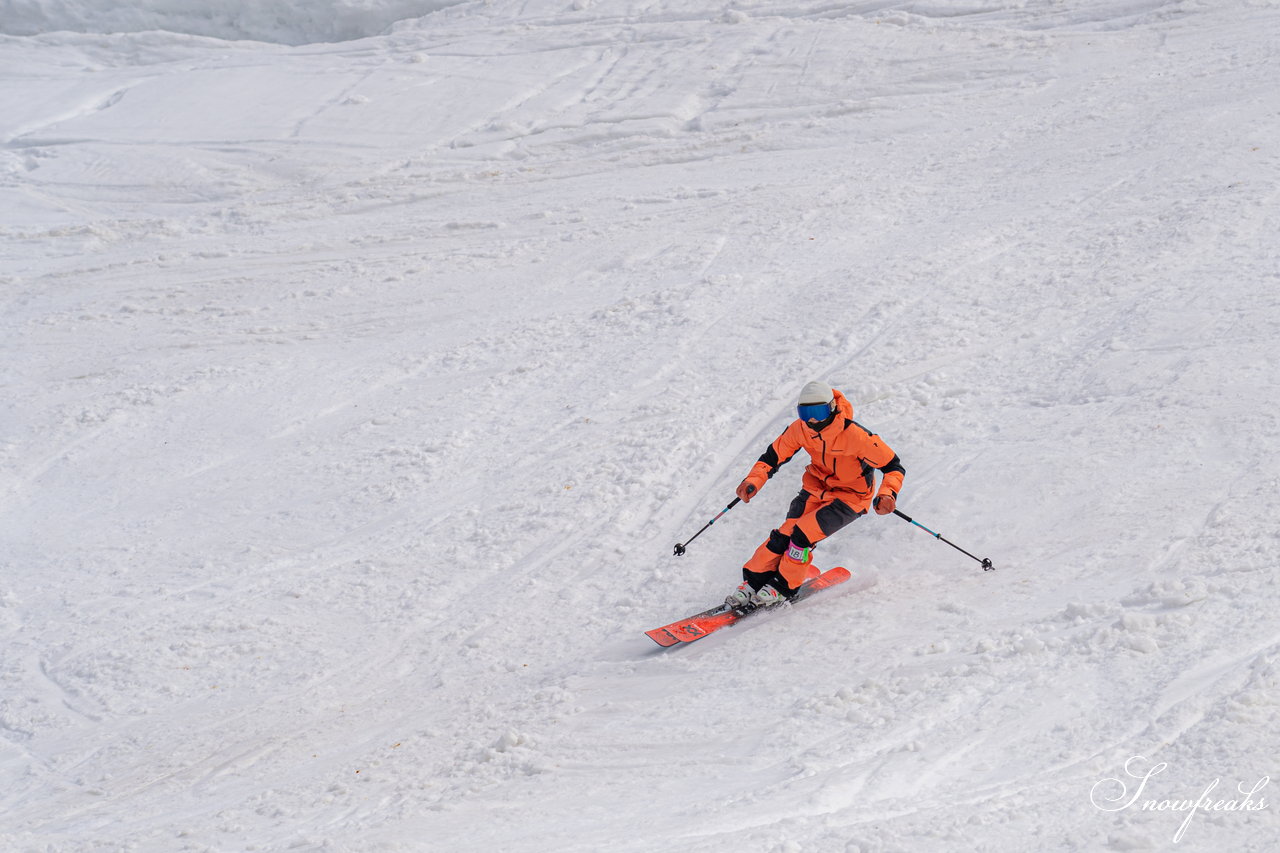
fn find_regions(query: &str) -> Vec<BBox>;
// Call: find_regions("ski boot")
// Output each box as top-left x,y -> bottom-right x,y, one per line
725,580 -> 756,609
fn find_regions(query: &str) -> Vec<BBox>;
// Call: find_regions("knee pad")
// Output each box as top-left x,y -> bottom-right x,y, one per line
788,528 -> 814,549
766,529 -> 790,555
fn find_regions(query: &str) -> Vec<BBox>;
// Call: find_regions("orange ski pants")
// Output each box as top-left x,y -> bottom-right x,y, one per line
743,490 -> 863,591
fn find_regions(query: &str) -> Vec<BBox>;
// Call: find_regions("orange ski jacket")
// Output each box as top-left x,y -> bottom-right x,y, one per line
743,389 -> 904,511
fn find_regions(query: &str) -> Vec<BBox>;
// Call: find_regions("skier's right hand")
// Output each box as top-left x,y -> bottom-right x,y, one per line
736,470 -> 767,503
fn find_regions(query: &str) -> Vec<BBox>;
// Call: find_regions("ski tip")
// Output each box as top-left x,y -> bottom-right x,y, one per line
645,628 -> 681,647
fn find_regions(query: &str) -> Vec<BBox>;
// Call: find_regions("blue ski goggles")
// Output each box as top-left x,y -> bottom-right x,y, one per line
797,401 -> 833,424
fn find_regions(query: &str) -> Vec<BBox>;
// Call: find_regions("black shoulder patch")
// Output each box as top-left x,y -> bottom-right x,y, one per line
879,454 -> 905,475
758,445 -> 781,472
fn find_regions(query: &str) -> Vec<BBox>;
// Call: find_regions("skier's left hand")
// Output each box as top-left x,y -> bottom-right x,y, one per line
873,491 -> 896,515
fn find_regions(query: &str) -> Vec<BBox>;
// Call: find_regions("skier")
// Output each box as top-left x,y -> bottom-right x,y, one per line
727,381 -> 905,608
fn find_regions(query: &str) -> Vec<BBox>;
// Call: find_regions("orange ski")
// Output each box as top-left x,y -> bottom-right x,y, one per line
645,567 -> 852,646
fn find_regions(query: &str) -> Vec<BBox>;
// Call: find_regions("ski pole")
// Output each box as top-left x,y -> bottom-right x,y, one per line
893,509 -> 994,571
674,497 -> 741,556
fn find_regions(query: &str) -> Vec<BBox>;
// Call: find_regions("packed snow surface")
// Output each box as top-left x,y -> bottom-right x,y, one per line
2,0 -> 1278,851
0,0 -> 463,44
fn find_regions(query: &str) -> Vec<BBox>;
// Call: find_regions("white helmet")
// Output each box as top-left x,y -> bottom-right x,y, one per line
796,381 -> 835,425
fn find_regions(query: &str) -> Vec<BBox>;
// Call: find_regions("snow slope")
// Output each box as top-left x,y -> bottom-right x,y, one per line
2,0 -> 1278,850
0,0 -> 463,44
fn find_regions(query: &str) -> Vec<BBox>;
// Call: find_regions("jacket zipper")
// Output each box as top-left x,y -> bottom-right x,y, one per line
818,432 -> 833,499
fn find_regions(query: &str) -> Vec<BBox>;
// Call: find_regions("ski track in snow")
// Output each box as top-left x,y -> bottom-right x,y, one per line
2,0 -> 1279,851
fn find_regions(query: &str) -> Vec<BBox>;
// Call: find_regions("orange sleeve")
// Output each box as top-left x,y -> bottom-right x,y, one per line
744,422 -> 804,487
862,433 -> 905,499
761,422 -> 804,475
